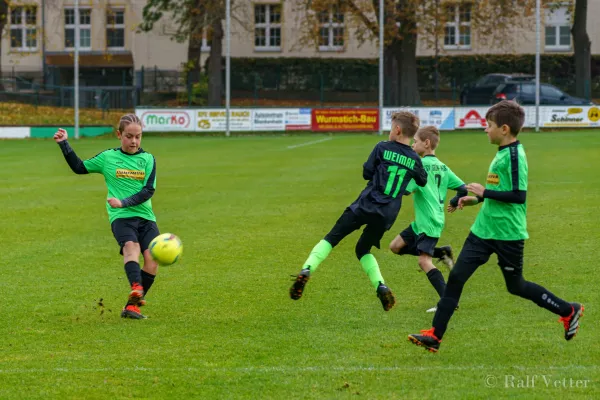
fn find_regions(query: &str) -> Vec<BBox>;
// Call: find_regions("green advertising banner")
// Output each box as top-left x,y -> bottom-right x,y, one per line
29,126 -> 113,138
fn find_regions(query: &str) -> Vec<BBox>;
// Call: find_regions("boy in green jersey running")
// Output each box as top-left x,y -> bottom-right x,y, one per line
389,126 -> 467,312
408,101 -> 583,352
54,114 -> 159,320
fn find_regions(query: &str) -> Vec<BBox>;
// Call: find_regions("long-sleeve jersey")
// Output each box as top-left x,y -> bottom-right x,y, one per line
58,140 -> 157,224
471,141 -> 528,240
405,155 -> 467,238
349,140 -> 427,229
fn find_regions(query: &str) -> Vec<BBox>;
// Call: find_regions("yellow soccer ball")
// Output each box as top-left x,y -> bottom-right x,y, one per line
149,233 -> 183,266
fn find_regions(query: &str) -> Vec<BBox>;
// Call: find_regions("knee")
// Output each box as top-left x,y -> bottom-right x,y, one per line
447,269 -> 468,286
355,244 -> 369,260
123,241 -> 140,255
506,276 -> 526,296
388,236 -> 404,254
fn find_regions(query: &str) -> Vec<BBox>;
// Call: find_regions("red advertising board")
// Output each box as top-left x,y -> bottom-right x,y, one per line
311,108 -> 379,131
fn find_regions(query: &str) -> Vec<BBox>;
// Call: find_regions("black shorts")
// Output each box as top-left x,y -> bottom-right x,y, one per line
456,232 -> 524,272
399,224 -> 439,257
110,217 -> 160,255
324,207 -> 387,250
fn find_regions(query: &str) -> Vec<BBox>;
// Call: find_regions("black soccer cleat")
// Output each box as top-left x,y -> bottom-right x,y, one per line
437,245 -> 454,270
376,283 -> 396,311
290,268 -> 311,300
559,302 -> 584,341
408,328 -> 441,353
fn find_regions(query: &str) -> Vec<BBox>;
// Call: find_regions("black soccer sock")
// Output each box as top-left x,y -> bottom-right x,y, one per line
426,268 -> 446,298
141,270 -> 156,296
507,278 -> 573,317
432,296 -> 459,339
124,261 -> 142,287
431,276 -> 464,340
432,247 -> 445,258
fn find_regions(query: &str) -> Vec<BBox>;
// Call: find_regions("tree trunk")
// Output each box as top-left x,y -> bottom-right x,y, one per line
572,0 -> 591,100
0,1 -> 8,91
394,1 -> 420,106
186,1 -> 204,85
207,16 -> 223,106
384,44 -> 398,106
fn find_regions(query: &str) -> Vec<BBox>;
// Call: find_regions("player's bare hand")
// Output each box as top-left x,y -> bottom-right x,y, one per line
107,198 -> 123,208
53,128 -> 68,143
466,183 -> 485,197
447,204 -> 457,213
458,196 -> 479,209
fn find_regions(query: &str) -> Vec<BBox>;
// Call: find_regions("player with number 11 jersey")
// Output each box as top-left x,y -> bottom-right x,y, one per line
289,111 -> 427,312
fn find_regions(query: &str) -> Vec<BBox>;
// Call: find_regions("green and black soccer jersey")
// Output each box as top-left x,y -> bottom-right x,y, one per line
59,141 -> 157,224
471,141 -> 528,241
405,155 -> 465,238
350,141 -> 428,229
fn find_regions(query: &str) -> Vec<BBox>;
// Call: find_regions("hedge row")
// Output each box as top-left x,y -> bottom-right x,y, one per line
225,55 -> 600,92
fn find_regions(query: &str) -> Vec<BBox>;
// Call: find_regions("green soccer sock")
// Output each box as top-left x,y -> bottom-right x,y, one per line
359,253 -> 385,289
302,240 -> 333,273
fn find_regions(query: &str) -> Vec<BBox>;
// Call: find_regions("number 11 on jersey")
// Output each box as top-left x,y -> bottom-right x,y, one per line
384,165 -> 407,198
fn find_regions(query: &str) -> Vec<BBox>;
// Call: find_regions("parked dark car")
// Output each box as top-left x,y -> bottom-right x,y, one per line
492,81 -> 594,105
460,73 -> 535,105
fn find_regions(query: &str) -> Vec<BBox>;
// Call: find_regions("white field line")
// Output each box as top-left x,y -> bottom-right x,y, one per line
0,364 -> 597,375
286,137 -> 333,149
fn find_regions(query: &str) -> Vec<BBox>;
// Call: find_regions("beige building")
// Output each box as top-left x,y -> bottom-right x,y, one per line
2,0 -> 598,83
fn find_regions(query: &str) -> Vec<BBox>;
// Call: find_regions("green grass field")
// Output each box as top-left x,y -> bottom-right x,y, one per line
1,131 -> 599,399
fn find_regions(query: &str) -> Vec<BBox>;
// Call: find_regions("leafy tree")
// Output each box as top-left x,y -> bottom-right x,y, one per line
295,0 -> 545,106
0,1 -> 9,91
140,0 -> 224,105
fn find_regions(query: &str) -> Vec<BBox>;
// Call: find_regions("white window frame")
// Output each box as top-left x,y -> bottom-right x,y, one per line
201,16 -> 211,52
201,27 -> 211,52
443,4 -> 471,50
106,7 -> 125,50
318,6 -> 344,52
64,7 -> 92,51
545,4 -> 571,51
254,4 -> 282,52
10,6 -> 38,52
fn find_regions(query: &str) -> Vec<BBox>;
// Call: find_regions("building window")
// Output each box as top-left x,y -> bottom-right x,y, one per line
545,5 -> 571,50
254,4 -> 282,51
106,8 -> 125,49
201,27 -> 212,52
65,8 -> 92,50
318,5 -> 344,51
444,4 -> 471,49
10,6 -> 37,51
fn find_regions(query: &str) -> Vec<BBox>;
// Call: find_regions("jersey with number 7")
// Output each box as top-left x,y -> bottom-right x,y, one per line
405,155 -> 465,238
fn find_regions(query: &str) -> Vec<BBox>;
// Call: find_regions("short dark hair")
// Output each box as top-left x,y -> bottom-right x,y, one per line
485,100 -> 525,136
416,126 -> 440,150
391,111 -> 420,138
118,113 -> 142,132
